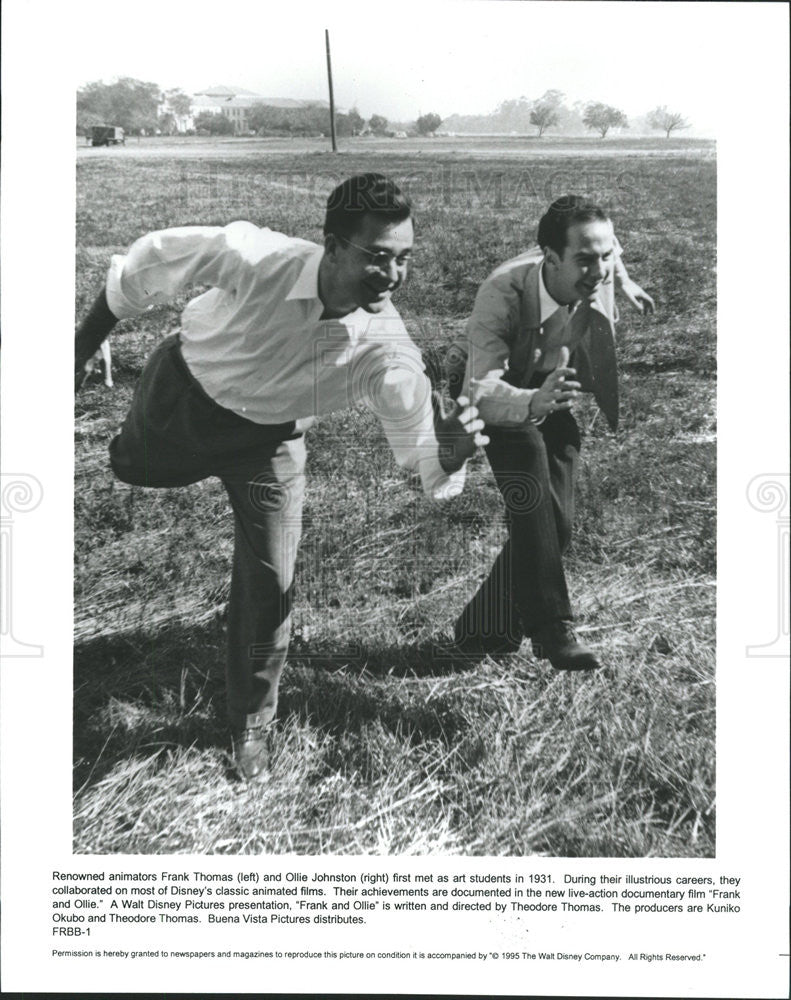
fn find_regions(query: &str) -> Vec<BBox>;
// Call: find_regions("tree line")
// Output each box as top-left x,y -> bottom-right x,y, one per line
76,78 -> 446,138
76,78 -> 689,139
443,90 -> 691,137
77,78 -> 164,134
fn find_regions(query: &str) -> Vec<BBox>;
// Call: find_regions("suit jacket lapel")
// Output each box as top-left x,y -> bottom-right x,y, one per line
522,262 -> 542,330
516,259 -> 619,431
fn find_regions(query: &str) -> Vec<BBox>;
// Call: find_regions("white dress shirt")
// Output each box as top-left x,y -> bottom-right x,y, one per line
106,222 -> 463,499
536,262 -> 580,371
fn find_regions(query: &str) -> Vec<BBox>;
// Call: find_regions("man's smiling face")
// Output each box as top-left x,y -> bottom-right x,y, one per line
547,218 -> 615,305
324,214 -> 414,315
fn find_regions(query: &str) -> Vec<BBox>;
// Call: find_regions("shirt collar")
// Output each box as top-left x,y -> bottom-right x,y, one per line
539,261 -> 567,324
284,245 -> 400,332
285,246 -> 324,301
539,261 -> 582,324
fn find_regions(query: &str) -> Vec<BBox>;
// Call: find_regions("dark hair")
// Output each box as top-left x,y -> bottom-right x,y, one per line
537,195 -> 609,256
324,173 -> 412,240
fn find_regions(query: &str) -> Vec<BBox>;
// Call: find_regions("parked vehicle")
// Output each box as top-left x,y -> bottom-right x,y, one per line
91,126 -> 125,147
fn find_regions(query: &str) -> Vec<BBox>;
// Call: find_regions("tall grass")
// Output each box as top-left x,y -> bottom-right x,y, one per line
74,137 -> 715,855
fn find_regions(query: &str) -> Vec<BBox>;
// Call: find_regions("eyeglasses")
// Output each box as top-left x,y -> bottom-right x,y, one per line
339,237 -> 414,271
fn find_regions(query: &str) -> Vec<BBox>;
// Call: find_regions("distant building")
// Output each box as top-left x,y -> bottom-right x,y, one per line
159,85 -> 327,135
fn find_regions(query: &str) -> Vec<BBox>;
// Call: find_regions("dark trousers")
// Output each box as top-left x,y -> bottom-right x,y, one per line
455,408 -> 580,644
109,335 -> 307,729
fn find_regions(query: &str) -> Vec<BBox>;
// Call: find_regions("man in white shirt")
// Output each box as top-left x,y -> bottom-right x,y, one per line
446,195 -> 654,671
75,173 -> 487,779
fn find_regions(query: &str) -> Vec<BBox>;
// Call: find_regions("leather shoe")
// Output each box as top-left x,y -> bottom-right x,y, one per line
232,726 -> 269,781
531,621 -> 601,671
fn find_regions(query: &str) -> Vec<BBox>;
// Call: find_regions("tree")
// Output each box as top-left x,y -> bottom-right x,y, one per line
247,103 -> 327,137
647,105 -> 690,138
76,107 -> 106,134
530,104 -> 558,136
416,112 -> 442,135
248,103 -> 282,134
443,94 -> 584,136
165,88 -> 192,118
77,80 -> 113,131
530,90 -> 563,139
368,114 -> 388,135
77,77 -> 161,135
158,112 -> 176,135
194,111 -> 235,135
345,107 -> 364,135
529,89 -> 565,136
334,112 -> 356,137
582,102 -> 629,138
495,97 -> 532,132
538,89 -> 565,108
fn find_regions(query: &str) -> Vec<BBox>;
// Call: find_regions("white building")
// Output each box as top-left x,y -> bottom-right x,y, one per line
159,85 -> 327,135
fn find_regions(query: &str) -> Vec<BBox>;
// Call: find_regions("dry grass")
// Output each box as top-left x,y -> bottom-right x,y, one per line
74,136 -> 715,856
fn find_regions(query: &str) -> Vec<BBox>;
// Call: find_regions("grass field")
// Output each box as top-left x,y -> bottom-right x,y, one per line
74,136 -> 716,856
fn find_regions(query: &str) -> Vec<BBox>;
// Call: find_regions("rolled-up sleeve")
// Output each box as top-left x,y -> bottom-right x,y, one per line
105,221 -> 266,319
363,341 -> 465,500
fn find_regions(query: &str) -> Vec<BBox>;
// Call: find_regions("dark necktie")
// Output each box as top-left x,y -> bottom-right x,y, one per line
572,300 -> 619,431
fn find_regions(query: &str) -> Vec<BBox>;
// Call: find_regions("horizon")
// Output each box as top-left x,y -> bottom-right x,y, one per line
83,81 -> 715,136
66,0 -> 774,139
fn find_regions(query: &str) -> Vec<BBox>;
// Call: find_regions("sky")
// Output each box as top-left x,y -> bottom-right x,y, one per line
62,0 -> 780,136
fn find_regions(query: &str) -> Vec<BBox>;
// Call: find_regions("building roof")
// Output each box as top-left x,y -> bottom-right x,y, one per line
253,97 -> 327,108
192,86 -> 327,109
194,85 -> 260,97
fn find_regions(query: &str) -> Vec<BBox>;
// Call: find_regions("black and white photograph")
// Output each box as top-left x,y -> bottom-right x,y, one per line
70,1 -> 717,859
1,1 -> 788,996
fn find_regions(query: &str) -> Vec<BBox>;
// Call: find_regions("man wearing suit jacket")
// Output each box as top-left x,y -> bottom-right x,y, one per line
447,195 -> 654,671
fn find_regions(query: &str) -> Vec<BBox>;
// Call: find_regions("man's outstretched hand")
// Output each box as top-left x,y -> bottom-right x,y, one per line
529,346 -> 581,421
619,278 -> 656,315
432,392 -> 489,475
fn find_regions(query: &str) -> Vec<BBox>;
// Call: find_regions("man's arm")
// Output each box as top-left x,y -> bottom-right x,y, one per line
364,343 -> 486,501
75,221 -> 269,392
104,221 -> 264,319
463,273 -> 539,427
612,237 -> 655,314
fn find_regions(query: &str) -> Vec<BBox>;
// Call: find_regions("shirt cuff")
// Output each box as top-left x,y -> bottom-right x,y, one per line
475,389 -> 536,427
418,452 -> 466,500
105,254 -> 145,319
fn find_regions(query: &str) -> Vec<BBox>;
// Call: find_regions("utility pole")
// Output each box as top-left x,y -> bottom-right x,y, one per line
325,29 -> 338,153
